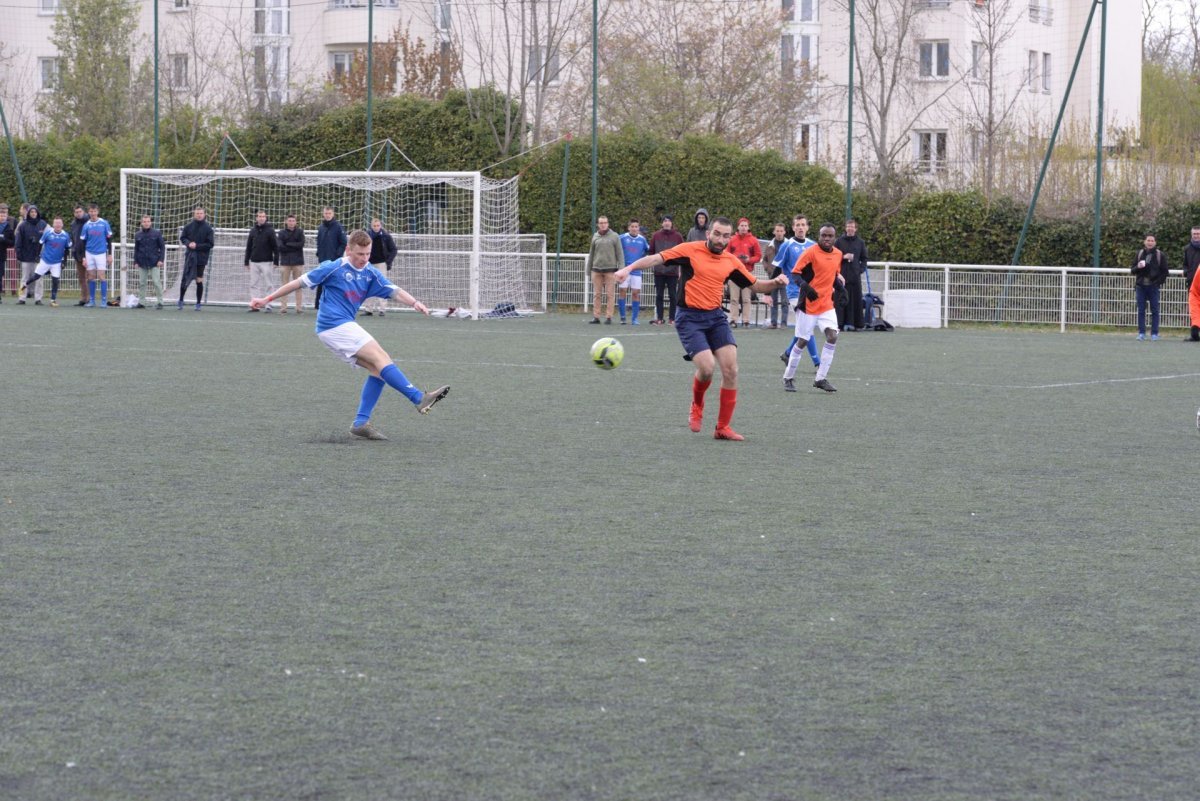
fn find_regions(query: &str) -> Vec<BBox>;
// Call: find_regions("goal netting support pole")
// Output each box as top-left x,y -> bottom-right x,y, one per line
117,168 -> 525,317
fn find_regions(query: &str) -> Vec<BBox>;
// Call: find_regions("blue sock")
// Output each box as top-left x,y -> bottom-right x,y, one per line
631,300 -> 640,323
380,363 -> 423,405
618,297 -> 627,320
354,375 -> 386,427
807,336 -> 819,365
88,280 -> 96,301
99,280 -> 107,304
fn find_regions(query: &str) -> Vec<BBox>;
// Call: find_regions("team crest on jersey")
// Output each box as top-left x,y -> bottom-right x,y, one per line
345,271 -> 354,282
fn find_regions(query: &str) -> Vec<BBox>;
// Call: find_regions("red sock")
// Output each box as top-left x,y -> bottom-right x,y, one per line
692,376 -> 712,410
716,387 -> 737,430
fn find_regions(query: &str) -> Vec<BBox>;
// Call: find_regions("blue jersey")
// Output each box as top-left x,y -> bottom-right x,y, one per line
301,258 -> 397,333
772,238 -> 815,299
81,218 -> 113,255
619,233 -> 650,273
38,229 -> 72,265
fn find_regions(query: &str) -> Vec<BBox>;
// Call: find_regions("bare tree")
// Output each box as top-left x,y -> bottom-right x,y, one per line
450,0 -> 593,154
957,0 -> 1025,200
590,0 -> 815,150
834,0 -> 964,192
1142,0 -> 1179,64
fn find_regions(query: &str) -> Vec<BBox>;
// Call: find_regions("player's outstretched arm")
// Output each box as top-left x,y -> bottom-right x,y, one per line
751,274 -> 790,295
616,254 -> 663,282
390,286 -> 430,315
252,277 -> 306,309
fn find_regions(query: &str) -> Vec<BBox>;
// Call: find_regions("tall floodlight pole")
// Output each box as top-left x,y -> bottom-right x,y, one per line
845,0 -> 855,220
153,0 -> 160,168
1092,0 -> 1107,267
590,0 -> 599,234
366,0 -> 375,171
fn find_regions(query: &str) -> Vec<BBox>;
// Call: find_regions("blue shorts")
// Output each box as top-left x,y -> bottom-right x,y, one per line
675,307 -> 736,358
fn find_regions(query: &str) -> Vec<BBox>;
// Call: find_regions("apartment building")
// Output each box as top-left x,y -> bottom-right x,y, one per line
783,0 -> 1141,178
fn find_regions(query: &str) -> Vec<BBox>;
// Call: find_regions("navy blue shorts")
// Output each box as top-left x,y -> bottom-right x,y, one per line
675,307 -> 736,358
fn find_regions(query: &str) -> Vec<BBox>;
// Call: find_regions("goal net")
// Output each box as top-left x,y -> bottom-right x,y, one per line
117,168 -> 526,317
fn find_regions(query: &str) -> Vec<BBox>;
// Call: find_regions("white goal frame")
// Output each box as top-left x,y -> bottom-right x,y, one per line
118,168 -> 526,318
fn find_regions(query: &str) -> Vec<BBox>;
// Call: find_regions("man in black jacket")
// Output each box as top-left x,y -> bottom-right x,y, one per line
244,209 -> 279,312
276,213 -> 306,314
68,206 -> 88,305
314,206 -> 347,311
364,217 -> 397,316
1132,233 -> 1169,341
0,204 -> 14,304
133,214 -> 166,309
179,206 -> 215,310
834,218 -> 869,331
15,205 -> 47,304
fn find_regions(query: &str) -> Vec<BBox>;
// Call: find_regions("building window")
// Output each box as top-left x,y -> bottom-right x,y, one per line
330,51 -> 354,81
1041,52 -> 1051,93
970,41 -> 984,80
39,57 -> 60,90
38,0 -> 58,14
915,131 -> 947,172
919,41 -> 950,79
781,34 -> 794,81
327,0 -> 398,7
799,0 -> 814,21
782,0 -> 793,23
798,123 -> 816,163
527,45 -> 560,85
171,0 -> 189,9
255,0 -> 289,36
169,53 -> 189,88
1028,49 -> 1038,91
799,34 -> 815,71
434,0 -> 451,32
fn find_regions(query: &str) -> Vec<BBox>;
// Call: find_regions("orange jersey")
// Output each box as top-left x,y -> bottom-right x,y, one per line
1191,269 -> 1200,327
791,245 -> 843,315
659,241 -> 757,311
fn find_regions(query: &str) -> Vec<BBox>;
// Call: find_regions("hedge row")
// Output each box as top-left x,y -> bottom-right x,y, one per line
2,95 -> 1198,265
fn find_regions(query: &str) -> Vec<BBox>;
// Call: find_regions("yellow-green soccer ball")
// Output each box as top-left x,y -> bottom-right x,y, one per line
590,337 -> 624,370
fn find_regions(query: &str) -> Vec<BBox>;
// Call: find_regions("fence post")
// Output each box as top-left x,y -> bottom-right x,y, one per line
943,265 -> 950,328
1060,269 -> 1068,333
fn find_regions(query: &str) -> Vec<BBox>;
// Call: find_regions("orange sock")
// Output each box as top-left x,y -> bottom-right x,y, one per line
692,376 -> 712,409
716,387 -> 737,430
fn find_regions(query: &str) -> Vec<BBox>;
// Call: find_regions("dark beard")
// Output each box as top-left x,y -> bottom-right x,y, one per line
707,241 -> 726,255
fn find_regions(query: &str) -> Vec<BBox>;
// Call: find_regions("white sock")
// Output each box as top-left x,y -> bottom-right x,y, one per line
783,342 -> 807,380
815,342 -> 837,381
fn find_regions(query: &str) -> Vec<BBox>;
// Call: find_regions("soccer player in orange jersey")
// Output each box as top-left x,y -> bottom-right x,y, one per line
615,217 -> 790,441
783,224 -> 846,393
1190,268 -> 1200,342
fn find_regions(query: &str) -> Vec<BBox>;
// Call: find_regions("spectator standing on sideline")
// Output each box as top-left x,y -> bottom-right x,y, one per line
618,218 -> 649,325
19,215 -> 72,307
686,208 -> 710,242
14,205 -> 47,305
276,214 -> 306,314
648,215 -> 684,325
772,214 -> 821,368
80,204 -> 114,307
179,206 -> 214,310
1184,226 -> 1200,342
1131,234 -> 1169,341
315,206 -> 348,310
726,217 -> 762,328
761,223 -> 789,329
364,218 -> 397,317
0,204 -> 15,304
782,224 -> 846,393
249,229 -> 450,441
132,214 -> 166,309
69,206 -> 87,305
615,217 -> 790,441
834,218 -> 869,331
244,209 -> 279,312
587,215 -> 623,324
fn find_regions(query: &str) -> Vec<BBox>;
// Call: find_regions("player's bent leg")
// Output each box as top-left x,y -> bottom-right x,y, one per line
713,344 -> 739,389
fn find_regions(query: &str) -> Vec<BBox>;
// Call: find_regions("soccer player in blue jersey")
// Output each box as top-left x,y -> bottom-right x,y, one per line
618,219 -> 650,325
249,229 -> 450,441
19,216 -> 72,307
771,215 -> 821,368
80,204 -> 113,307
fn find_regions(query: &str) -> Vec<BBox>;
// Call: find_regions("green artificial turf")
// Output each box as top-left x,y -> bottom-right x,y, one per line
2,305 -> 1198,800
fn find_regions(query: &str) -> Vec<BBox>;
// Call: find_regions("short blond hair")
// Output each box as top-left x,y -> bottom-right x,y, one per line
347,229 -> 372,248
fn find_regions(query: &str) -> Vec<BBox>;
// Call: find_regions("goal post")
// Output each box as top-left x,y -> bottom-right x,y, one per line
117,168 -> 527,317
